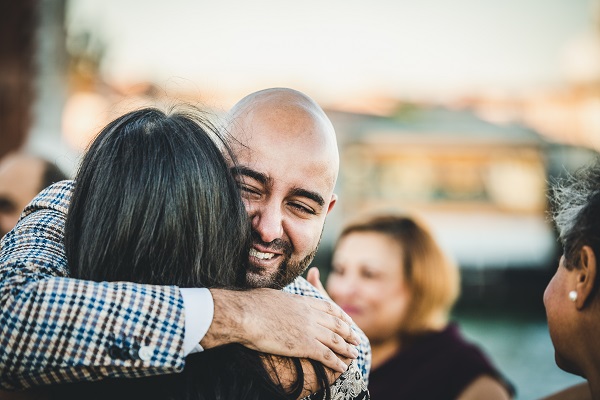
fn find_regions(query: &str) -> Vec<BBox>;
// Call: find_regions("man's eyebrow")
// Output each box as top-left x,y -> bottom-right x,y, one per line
290,188 -> 325,207
230,166 -> 271,186
231,166 -> 325,207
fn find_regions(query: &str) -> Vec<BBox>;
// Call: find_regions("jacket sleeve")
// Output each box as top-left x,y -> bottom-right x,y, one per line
284,276 -> 372,385
0,181 -> 187,390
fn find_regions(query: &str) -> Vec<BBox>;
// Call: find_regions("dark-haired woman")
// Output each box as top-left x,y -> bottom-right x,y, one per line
47,106 -> 367,399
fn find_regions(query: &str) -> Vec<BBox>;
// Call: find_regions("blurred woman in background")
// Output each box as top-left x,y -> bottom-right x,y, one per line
326,214 -> 514,399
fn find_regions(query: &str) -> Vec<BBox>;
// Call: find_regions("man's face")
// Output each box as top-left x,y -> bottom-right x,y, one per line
0,156 -> 44,238
229,105 -> 338,289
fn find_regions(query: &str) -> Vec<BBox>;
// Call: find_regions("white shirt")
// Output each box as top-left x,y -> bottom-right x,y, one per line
180,288 -> 214,354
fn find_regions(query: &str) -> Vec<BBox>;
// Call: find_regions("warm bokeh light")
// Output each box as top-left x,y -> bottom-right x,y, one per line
61,92 -> 110,151
66,0 -> 597,107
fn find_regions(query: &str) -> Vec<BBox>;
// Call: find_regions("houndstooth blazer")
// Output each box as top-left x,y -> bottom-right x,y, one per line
0,180 -> 371,391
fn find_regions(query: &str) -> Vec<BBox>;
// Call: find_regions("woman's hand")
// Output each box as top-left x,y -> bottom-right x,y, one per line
306,267 -> 331,300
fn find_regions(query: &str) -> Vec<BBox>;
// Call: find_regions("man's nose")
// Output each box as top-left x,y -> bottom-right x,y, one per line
249,201 -> 284,243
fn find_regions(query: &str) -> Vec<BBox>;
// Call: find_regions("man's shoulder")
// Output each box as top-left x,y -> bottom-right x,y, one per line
22,180 -> 74,218
283,276 -> 326,300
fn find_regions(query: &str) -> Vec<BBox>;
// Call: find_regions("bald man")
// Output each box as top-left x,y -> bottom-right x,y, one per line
0,89 -> 370,395
227,88 -> 339,289
0,153 -> 67,237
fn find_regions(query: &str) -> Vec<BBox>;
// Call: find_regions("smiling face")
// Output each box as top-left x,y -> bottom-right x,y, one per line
228,89 -> 338,289
327,231 -> 410,344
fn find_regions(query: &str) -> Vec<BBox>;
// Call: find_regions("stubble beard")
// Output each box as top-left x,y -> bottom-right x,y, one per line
246,248 -> 317,290
245,232 -> 319,289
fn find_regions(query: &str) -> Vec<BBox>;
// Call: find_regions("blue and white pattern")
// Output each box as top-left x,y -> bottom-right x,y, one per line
0,181 -> 186,390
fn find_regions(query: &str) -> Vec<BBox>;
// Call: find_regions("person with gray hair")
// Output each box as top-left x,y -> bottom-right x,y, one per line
543,160 -> 600,399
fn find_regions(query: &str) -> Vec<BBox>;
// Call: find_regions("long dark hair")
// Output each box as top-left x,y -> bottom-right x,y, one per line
58,107 -> 328,399
65,107 -> 248,288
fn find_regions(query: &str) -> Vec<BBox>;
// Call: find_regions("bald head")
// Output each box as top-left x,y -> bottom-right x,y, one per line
228,88 -> 339,184
230,88 -> 332,128
0,153 -> 67,237
226,88 -> 340,289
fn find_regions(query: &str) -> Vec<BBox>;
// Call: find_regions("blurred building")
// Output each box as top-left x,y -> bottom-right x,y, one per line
318,105 -> 597,274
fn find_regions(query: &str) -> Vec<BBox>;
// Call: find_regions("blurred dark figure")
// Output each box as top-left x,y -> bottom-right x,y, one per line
0,153 -> 67,237
327,214 -> 514,399
0,0 -> 37,158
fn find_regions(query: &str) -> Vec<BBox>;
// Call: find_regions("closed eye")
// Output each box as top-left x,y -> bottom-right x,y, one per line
288,201 -> 316,215
238,184 -> 262,200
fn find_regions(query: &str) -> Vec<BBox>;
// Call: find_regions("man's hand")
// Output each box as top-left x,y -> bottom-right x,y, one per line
201,288 -> 360,373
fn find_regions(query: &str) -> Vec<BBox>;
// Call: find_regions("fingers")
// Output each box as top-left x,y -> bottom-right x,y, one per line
309,342 -> 351,373
306,297 -> 360,346
337,355 -> 353,366
313,322 -> 359,359
307,267 -> 333,301
313,295 -> 351,324
307,267 -> 330,299
229,288 -> 362,374
306,267 -> 319,288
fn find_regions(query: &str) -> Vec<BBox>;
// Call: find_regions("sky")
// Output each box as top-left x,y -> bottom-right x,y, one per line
65,0 -> 597,107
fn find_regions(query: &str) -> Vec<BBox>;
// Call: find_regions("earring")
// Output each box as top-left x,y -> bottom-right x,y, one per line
569,290 -> 578,302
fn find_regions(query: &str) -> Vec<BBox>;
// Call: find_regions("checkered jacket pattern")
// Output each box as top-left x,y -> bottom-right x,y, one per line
0,180 -> 371,390
0,181 -> 185,390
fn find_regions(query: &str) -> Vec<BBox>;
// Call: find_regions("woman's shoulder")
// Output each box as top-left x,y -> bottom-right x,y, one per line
440,323 -> 500,367
440,323 -> 516,397
304,361 -> 369,400
369,323 -> 514,399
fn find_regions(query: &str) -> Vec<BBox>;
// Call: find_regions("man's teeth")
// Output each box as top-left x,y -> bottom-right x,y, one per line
250,248 -> 275,260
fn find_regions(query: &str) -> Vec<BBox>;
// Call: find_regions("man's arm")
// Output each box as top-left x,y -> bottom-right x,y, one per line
204,288 -> 361,374
0,182 -> 361,389
0,187 -> 187,389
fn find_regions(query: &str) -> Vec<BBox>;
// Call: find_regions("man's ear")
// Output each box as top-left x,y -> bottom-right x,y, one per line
575,245 -> 597,310
326,193 -> 337,215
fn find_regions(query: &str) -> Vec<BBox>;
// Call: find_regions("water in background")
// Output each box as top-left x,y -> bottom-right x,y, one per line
454,310 -> 585,399
453,269 -> 586,400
